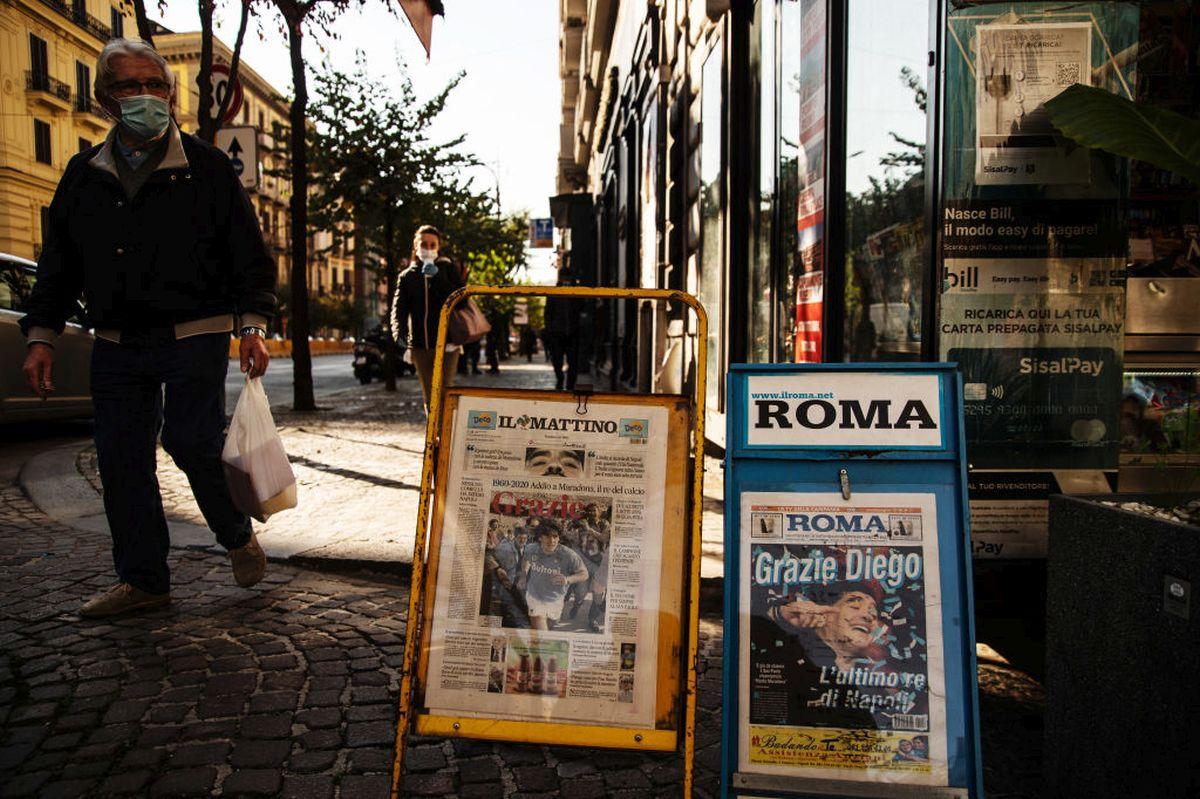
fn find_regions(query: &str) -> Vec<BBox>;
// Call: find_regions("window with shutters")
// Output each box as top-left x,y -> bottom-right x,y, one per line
29,35 -> 49,90
34,120 -> 52,165
75,62 -> 91,112
111,7 -> 124,37
78,137 -> 92,152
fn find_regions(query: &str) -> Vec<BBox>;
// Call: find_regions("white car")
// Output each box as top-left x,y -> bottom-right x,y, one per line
0,252 -> 93,422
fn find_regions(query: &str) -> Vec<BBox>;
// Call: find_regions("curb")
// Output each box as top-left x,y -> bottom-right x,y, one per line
17,440 -> 407,574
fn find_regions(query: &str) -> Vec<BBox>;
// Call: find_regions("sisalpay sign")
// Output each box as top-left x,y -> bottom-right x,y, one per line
745,373 -> 944,449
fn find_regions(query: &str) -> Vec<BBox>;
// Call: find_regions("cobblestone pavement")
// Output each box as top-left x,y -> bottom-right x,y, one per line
0,475 -> 731,798
1,469 -> 1046,797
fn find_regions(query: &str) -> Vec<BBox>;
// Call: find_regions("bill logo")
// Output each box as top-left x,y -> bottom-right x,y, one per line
943,264 -> 980,292
468,410 -> 497,430
620,418 -> 649,438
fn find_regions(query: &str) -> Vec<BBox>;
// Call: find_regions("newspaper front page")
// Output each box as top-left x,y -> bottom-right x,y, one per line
424,396 -> 670,729
738,491 -> 949,786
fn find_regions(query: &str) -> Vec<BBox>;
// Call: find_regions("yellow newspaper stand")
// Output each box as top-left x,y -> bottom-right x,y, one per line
391,286 -> 708,797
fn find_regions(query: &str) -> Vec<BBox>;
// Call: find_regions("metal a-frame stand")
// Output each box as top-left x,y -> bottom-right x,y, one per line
390,285 -> 708,797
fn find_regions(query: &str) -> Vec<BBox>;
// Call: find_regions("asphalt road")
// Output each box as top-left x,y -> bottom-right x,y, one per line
224,353 -> 364,410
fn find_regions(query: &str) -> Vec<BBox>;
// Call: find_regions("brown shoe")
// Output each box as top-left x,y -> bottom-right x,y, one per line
80,583 -> 170,618
230,533 -> 267,588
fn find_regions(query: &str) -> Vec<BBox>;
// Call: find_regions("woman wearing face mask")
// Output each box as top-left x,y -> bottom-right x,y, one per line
391,225 -> 466,410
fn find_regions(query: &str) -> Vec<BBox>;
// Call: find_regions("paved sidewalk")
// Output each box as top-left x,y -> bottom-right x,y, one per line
0,462 -> 1045,797
52,361 -> 728,576
0,475 -> 727,798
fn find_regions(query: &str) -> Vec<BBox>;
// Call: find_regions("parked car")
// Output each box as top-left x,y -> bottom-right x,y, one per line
0,253 -> 93,423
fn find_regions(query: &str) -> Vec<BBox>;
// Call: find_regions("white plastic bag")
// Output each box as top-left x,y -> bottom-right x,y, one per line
222,377 -> 297,522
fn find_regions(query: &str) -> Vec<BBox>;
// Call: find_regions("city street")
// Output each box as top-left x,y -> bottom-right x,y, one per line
224,354 -> 364,412
0,357 -> 1047,798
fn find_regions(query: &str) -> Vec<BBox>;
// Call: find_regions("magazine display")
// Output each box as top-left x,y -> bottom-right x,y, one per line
738,491 -> 949,786
423,397 -> 670,729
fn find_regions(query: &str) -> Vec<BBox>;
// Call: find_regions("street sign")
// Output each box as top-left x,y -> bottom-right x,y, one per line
721,363 -> 983,799
215,126 -> 259,190
529,217 -> 554,248
203,63 -> 244,127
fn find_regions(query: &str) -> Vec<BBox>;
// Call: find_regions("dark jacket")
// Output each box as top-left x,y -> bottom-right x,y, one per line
391,258 -> 465,350
20,127 -> 276,337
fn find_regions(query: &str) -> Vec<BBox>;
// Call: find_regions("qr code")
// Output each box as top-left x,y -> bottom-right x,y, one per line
1055,62 -> 1081,85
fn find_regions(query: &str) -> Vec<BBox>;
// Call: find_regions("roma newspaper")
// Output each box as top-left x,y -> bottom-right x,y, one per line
738,492 -> 950,786
424,396 -> 670,729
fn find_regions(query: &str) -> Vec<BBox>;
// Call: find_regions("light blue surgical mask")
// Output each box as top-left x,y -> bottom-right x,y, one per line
117,94 -> 171,142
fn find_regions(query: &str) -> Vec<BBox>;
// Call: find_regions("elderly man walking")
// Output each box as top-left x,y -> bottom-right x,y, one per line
19,38 -> 277,618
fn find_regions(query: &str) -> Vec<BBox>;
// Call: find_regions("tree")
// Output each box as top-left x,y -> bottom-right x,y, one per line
132,0 -> 156,44
265,0 -> 443,410
264,0 -> 357,410
196,0 -> 255,143
307,57 -> 480,390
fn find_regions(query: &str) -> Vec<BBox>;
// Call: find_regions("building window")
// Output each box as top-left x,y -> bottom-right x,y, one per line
29,34 -> 49,89
72,0 -> 85,23
78,137 -> 92,152
260,210 -> 271,235
699,41 -> 725,412
258,111 -> 265,130
75,62 -> 91,112
242,102 -> 249,123
111,7 -> 124,37
842,0 -> 927,362
34,120 -> 52,165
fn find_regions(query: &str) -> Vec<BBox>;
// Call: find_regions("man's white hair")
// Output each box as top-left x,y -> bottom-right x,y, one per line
94,37 -> 175,101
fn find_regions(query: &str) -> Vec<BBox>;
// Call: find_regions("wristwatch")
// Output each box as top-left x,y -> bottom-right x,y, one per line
240,325 -> 267,339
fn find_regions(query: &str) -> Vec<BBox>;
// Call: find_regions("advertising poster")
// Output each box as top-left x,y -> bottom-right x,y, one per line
975,22 -> 1092,185
738,491 -> 948,786
423,396 -> 669,730
793,271 -> 824,363
940,198 -> 1126,471
940,255 -> 1125,469
966,472 -> 1056,558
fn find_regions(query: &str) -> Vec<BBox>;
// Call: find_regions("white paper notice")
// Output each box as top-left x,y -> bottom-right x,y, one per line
975,22 -> 1092,185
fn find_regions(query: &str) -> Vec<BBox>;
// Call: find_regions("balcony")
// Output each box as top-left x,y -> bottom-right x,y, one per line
35,0 -> 117,41
74,95 -> 110,131
26,71 -> 72,112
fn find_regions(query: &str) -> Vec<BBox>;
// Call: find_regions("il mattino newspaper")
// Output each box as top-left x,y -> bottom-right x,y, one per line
424,396 -> 670,729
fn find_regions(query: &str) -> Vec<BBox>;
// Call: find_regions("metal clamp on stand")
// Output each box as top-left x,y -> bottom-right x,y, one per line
574,385 -> 593,415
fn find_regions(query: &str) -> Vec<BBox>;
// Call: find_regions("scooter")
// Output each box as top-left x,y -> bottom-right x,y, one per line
352,328 -> 415,384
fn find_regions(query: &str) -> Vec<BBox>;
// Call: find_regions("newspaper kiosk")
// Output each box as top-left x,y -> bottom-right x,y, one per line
393,287 -> 709,798
721,363 -> 983,799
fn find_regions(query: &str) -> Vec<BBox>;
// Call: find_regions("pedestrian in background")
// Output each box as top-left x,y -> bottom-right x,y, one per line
519,324 -> 538,363
19,38 -> 274,617
543,269 -> 579,390
391,225 -> 465,410
484,310 -> 504,374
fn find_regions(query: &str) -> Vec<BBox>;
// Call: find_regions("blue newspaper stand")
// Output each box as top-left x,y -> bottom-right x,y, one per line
721,363 -> 983,799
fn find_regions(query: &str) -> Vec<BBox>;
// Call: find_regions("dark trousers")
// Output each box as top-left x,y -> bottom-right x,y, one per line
546,334 -> 577,390
91,332 -> 251,595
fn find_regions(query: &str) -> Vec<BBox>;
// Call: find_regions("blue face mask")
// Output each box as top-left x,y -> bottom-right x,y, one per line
117,94 -> 171,141
421,261 -> 439,277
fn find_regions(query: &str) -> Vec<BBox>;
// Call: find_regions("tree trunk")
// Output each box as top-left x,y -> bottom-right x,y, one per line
287,20 -> 315,411
196,0 -> 216,141
382,211 -> 398,392
197,0 -> 251,143
132,0 -> 154,44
